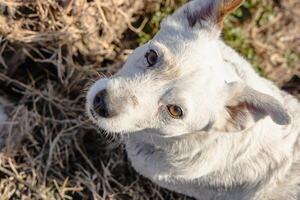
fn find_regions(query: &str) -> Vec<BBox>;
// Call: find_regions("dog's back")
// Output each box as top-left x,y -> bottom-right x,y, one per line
216,42 -> 300,199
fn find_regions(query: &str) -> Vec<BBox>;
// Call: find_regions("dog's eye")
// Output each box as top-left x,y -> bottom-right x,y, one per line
145,50 -> 158,67
167,105 -> 183,118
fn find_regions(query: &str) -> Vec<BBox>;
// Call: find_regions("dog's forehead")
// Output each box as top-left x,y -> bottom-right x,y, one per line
153,20 -> 217,60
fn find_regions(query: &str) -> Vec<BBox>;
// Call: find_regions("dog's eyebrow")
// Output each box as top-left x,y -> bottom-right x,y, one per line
147,42 -> 163,57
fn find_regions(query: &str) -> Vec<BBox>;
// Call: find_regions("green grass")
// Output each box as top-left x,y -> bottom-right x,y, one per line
223,0 -> 265,75
284,50 -> 299,66
137,0 -> 186,45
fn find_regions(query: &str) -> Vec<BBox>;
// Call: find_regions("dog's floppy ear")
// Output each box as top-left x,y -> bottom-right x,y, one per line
185,0 -> 244,28
214,82 -> 291,132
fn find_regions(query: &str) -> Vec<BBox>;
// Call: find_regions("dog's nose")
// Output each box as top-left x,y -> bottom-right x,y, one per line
93,89 -> 110,118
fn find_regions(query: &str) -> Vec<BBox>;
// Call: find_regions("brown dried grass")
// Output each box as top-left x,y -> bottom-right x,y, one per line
223,0 -> 300,98
236,0 -> 299,84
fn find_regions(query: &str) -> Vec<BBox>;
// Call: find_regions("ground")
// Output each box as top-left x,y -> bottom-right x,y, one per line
0,0 -> 299,199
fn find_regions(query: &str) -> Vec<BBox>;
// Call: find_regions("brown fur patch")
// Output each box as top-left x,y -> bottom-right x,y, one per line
218,0 -> 244,26
129,94 -> 139,107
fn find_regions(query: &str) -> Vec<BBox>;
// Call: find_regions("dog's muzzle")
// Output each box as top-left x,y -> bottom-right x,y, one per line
88,77 -> 141,121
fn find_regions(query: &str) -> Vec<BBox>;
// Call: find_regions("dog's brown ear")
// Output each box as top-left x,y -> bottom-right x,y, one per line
214,82 -> 290,132
219,0 -> 244,23
186,0 -> 244,28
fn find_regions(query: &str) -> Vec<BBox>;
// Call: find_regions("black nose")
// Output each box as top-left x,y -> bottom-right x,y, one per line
93,89 -> 109,118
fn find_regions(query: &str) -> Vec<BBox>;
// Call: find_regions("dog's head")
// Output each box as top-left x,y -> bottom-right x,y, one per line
86,0 -> 290,137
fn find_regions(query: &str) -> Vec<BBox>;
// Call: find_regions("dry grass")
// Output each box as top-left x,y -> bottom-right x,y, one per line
0,0 -> 299,199
223,0 -> 300,88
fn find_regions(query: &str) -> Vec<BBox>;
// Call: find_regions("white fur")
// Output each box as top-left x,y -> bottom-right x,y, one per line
86,0 -> 300,199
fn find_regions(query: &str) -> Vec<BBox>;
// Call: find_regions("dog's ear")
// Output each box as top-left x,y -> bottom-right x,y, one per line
185,0 -> 244,28
214,82 -> 291,132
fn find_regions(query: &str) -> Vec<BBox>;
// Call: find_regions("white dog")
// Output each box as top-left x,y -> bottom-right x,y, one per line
86,0 -> 300,199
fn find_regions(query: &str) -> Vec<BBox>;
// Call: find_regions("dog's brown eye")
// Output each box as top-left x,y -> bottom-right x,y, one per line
167,105 -> 183,118
145,50 -> 158,67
